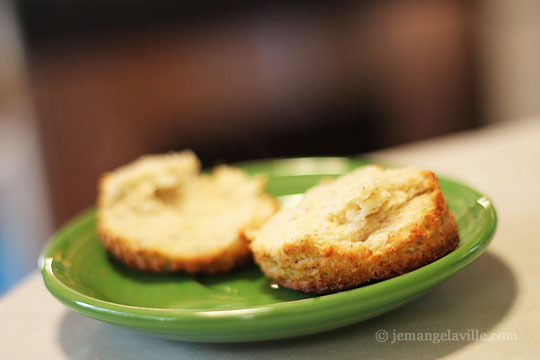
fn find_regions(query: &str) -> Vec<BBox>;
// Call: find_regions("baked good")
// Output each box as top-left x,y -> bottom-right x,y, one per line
97,151 -> 278,274
247,165 -> 459,294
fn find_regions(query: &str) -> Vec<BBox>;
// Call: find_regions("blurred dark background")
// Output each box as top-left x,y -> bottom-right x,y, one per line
3,0 -> 539,294
16,0 -> 479,226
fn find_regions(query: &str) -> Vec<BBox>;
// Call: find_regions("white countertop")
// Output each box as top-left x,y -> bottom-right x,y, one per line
2,118 -> 540,359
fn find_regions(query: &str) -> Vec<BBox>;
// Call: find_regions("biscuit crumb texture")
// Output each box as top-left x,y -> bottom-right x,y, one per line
248,165 -> 459,294
98,151 -> 277,274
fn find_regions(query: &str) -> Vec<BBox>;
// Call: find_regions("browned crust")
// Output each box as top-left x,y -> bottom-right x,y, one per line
251,171 -> 460,294
97,173 -> 279,274
98,221 -> 253,274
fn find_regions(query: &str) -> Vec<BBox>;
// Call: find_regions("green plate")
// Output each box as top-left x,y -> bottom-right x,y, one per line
40,157 -> 497,342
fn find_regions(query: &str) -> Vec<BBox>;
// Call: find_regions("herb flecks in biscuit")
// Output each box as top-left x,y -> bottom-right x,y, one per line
248,165 -> 459,294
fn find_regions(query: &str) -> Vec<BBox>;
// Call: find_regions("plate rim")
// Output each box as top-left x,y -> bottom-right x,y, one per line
40,157 -> 497,337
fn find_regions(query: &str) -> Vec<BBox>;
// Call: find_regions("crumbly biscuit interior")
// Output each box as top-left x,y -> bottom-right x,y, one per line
100,152 -> 272,258
251,166 -> 440,254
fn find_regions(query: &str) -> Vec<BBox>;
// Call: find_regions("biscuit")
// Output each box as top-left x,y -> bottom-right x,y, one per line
247,165 -> 459,294
98,151 -> 278,274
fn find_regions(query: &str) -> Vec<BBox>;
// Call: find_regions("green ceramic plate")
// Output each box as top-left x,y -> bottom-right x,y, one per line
40,157 -> 497,342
